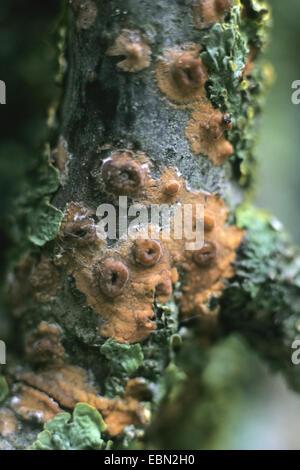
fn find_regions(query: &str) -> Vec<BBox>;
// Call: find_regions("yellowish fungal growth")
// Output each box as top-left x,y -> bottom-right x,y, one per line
185,104 -> 234,165
53,158 -> 243,344
12,365 -> 147,437
107,29 -> 151,72
11,385 -> 63,424
192,0 -> 233,29
155,46 -> 233,165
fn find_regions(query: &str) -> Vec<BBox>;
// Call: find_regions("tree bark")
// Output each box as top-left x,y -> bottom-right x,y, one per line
2,0 -> 299,450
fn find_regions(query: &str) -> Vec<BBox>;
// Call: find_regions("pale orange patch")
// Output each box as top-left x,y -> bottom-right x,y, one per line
155,46 -> 233,165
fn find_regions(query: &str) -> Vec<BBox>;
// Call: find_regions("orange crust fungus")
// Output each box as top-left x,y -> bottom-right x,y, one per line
185,105 -> 234,165
25,322 -> 66,367
54,159 -> 243,344
107,29 -> 151,73
11,365 -> 147,437
192,0 -> 233,29
11,384 -> 63,424
155,46 -> 234,165
55,200 -> 159,343
133,239 -> 163,267
97,258 -> 130,297
171,52 -> 206,90
8,157 -> 243,438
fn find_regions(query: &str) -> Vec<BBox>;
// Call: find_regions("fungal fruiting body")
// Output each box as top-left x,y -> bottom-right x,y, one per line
202,111 -> 232,140
4,156 -> 244,446
107,29 -> 151,72
155,46 -> 234,165
10,365 -> 147,436
193,0 -> 233,29
134,239 -> 163,267
97,258 -> 130,297
50,159 -> 243,343
164,180 -> 181,196
101,152 -> 145,194
6,159 -> 243,440
193,241 -> 217,266
171,53 -> 206,89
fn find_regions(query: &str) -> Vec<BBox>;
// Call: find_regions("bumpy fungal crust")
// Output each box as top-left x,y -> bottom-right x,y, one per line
138,166 -> 243,319
101,152 -> 145,195
62,219 -> 97,247
56,199 -> 171,343
155,46 -> 233,165
154,272 -> 173,304
192,0 -> 233,29
177,192 -> 244,318
72,0 -> 98,30
155,46 -> 208,104
59,203 -> 97,249
133,239 -> 163,267
185,103 -> 234,165
25,322 -> 66,367
0,408 -> 18,437
171,52 -> 206,90
11,384 -> 62,424
164,180 -> 181,196
193,241 -> 217,266
12,365 -> 147,437
97,258 -> 130,297
7,160 -> 243,441
56,164 -> 243,343
107,29 -> 151,73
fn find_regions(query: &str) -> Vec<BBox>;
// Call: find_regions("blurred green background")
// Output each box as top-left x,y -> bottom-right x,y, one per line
0,0 -> 300,450
256,0 -> 300,244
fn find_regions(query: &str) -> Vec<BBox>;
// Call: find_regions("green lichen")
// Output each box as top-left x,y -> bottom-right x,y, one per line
28,403 -> 111,450
0,371 -> 8,403
234,205 -> 290,292
154,362 -> 186,406
201,0 -> 272,187
220,206 -> 300,390
100,296 -> 180,404
11,144 -> 63,255
228,62 -> 272,185
146,334 -> 263,450
101,339 -> 144,375
140,296 -> 180,404
28,200 -> 63,247
241,0 -> 272,49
